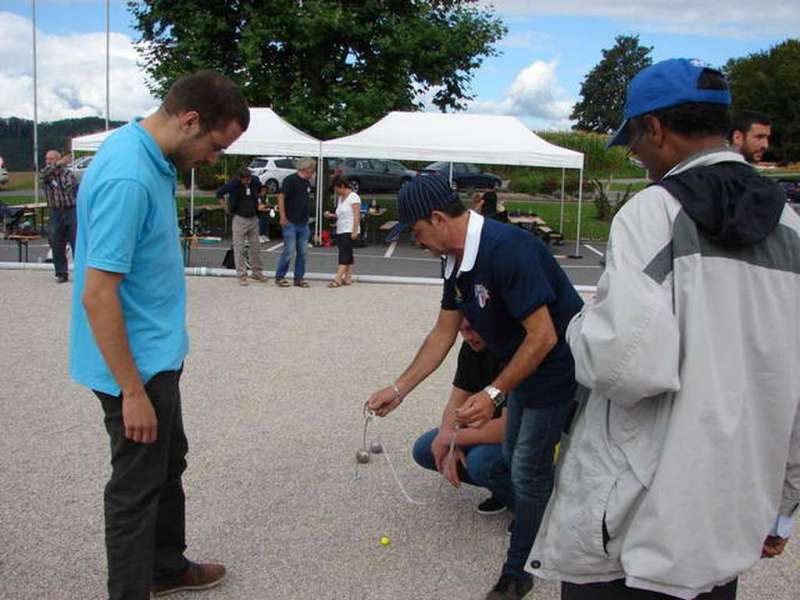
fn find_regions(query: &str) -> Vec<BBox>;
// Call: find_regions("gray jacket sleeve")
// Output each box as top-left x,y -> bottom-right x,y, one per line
780,400 -> 800,521
566,187 -> 681,407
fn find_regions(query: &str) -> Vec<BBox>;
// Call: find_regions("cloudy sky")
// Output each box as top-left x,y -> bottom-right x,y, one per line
1,0 -> 798,130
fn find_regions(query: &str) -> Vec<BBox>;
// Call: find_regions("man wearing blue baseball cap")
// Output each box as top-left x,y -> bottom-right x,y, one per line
367,174 -> 583,599
529,58 -> 800,599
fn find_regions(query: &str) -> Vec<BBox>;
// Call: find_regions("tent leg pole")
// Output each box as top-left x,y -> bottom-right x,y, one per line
315,153 -> 323,245
559,167 -> 565,235
190,168 -> 195,232
569,168 -> 584,259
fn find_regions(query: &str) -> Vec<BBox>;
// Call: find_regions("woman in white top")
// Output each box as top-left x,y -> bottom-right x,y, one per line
324,175 -> 361,287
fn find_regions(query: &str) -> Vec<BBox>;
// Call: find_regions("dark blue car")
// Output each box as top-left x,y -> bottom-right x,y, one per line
423,162 -> 502,190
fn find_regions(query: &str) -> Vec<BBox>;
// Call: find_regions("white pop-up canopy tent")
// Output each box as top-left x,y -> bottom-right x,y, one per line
321,111 -> 586,256
72,108 -> 323,231
72,107 -> 322,156
224,107 -> 321,157
71,129 -> 111,152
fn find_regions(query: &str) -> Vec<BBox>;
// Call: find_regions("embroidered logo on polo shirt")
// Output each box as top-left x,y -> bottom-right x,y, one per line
474,284 -> 490,308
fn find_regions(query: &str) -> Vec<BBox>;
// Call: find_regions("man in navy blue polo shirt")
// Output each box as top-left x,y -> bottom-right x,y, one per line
367,174 -> 583,600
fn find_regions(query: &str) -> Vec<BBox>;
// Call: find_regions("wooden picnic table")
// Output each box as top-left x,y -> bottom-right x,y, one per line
7,233 -> 42,262
508,214 -> 545,226
364,207 -> 388,244
10,202 -> 49,232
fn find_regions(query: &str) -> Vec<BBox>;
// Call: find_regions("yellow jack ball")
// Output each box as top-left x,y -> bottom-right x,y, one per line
380,536 -> 391,546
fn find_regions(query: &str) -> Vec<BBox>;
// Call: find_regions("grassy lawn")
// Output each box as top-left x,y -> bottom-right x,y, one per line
2,191 -> 611,240
362,194 -> 610,241
504,200 -> 610,241
2,171 -> 35,191
0,195 -> 35,205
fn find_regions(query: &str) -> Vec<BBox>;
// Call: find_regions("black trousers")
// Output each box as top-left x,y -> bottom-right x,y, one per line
95,369 -> 189,600
337,233 -> 354,265
562,578 -> 738,600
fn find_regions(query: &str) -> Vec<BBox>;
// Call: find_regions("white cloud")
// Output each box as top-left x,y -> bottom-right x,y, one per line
481,0 -> 800,38
469,58 -> 574,129
0,11 -> 158,122
497,30 -> 552,50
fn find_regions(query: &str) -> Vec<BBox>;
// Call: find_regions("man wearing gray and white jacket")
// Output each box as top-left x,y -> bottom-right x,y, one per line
529,59 -> 799,599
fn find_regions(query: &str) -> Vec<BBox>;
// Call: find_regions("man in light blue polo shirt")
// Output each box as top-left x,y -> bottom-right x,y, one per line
70,70 -> 248,600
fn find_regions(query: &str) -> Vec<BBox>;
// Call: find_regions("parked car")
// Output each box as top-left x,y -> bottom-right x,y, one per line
70,155 -> 93,183
777,179 -> 800,203
423,162 -> 502,190
327,158 -> 417,193
247,156 -> 300,194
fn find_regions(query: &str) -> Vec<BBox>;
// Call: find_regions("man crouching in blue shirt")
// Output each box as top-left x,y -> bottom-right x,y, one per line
70,71 -> 248,600
368,175 -> 583,600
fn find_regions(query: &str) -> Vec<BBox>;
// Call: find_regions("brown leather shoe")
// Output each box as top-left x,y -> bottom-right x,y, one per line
151,561 -> 226,597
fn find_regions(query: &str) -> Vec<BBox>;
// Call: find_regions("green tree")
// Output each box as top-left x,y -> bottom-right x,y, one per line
570,35 -> 653,133
128,0 -> 505,139
725,39 -> 800,163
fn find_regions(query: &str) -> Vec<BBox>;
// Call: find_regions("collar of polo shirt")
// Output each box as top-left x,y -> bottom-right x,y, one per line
444,209 -> 484,279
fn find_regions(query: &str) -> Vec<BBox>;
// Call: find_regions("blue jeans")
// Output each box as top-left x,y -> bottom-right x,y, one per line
502,395 -> 573,580
412,428 -> 511,501
49,207 -> 76,276
275,222 -> 310,281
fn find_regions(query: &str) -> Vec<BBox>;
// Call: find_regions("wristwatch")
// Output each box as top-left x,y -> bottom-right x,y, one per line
484,385 -> 506,408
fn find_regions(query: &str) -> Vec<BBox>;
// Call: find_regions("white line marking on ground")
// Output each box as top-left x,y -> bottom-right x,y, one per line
267,242 -> 284,253
191,246 -> 441,264
384,241 -> 397,258
584,244 -> 604,257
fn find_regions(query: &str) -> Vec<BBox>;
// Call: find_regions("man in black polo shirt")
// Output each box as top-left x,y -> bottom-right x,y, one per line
412,318 -> 511,515
216,168 -> 267,285
367,174 -> 582,600
275,158 -> 316,288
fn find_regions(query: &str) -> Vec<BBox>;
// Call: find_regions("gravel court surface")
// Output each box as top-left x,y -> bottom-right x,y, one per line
1,270 -> 796,600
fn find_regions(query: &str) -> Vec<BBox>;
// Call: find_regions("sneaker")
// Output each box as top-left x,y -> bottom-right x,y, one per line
485,573 -> 533,600
238,276 -> 249,286
55,273 -> 69,283
259,235 -> 269,243
151,561 -> 226,597
477,496 -> 506,515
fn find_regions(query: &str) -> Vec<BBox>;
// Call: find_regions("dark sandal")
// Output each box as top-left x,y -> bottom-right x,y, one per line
275,278 -> 291,287
294,280 -> 310,288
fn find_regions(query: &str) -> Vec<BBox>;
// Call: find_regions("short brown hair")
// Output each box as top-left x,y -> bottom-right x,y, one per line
162,70 -> 250,133
330,175 -> 350,189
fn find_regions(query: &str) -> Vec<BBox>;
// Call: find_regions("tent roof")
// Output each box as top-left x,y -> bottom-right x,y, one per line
71,129 -> 112,152
71,108 -> 321,157
321,111 -> 583,170
223,107 -> 320,157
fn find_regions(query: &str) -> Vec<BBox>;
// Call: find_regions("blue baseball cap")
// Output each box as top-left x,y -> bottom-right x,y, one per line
397,174 -> 461,225
606,58 -> 732,148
